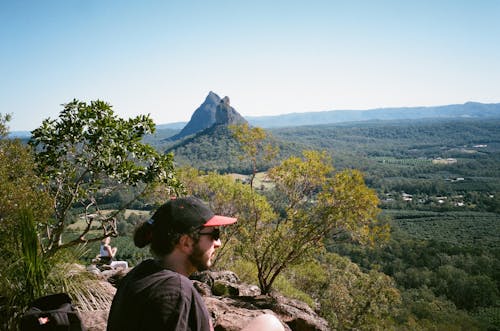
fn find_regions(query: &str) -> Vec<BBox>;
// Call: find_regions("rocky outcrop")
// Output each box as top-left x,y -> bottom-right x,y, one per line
169,92 -> 248,141
79,267 -> 330,331
191,271 -> 330,331
215,96 -> 247,126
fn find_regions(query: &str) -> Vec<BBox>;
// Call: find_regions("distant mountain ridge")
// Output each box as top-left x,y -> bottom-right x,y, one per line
245,101 -> 500,128
155,101 -> 500,131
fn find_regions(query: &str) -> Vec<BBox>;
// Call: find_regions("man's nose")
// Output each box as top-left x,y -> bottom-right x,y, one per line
214,238 -> 222,248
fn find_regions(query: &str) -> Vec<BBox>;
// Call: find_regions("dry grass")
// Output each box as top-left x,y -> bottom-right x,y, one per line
51,263 -> 116,312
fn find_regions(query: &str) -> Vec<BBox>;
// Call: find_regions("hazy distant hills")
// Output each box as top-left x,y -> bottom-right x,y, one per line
245,101 -> 500,128
155,101 -> 500,130
9,101 -> 500,138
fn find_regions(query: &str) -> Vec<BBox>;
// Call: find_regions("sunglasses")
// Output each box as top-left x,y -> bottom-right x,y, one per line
198,228 -> 221,241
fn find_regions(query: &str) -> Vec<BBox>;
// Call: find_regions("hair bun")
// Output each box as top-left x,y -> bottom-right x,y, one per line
133,221 -> 154,248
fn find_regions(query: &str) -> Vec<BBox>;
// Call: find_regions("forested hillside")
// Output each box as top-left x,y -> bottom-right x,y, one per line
163,124 -> 299,173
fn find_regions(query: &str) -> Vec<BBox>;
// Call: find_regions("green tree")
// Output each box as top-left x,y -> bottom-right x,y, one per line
251,150 -> 386,293
230,123 -> 277,187
0,113 -> 11,138
182,149 -> 388,294
0,114 -> 49,328
177,167 -> 271,266
29,99 -> 182,254
191,123 -> 389,295
1,115 -> 112,330
433,265 -> 499,310
399,288 -> 481,330
314,253 -> 401,330
0,124 -> 52,259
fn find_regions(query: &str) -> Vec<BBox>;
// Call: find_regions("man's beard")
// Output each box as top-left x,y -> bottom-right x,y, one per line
189,243 -> 211,272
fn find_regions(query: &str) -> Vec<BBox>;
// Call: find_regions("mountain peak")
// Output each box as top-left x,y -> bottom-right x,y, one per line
168,92 -> 220,141
169,92 -> 247,141
206,91 -> 221,103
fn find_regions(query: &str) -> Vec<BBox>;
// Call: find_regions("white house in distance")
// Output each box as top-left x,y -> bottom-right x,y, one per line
402,192 -> 413,202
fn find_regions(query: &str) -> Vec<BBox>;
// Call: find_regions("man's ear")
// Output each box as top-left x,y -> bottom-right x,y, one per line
178,234 -> 194,253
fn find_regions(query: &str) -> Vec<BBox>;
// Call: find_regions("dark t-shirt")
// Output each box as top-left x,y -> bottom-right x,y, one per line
107,259 -> 212,331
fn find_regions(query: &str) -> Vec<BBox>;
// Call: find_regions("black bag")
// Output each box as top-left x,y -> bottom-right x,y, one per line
20,293 -> 85,331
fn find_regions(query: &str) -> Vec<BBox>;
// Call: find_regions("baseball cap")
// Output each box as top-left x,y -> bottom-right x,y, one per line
150,196 -> 237,233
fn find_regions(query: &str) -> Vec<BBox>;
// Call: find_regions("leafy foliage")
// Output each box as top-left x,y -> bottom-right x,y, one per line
0,209 -> 114,330
181,145 -> 387,294
29,99 -> 182,254
332,224 -> 500,328
0,209 -> 48,330
0,112 -> 152,329
0,113 -> 11,138
250,151 -> 386,293
229,123 -> 278,185
398,288 -> 482,330
312,253 -> 401,330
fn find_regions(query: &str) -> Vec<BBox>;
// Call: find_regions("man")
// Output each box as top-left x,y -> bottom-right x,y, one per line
107,196 -> 283,331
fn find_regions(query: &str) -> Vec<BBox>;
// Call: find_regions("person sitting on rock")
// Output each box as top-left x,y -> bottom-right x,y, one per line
99,236 -> 117,265
107,196 -> 284,331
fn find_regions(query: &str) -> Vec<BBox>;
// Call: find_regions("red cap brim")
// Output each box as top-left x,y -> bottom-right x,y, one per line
204,215 -> 237,227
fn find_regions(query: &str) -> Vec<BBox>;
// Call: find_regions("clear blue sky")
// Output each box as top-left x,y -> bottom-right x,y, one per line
2,0 -> 500,131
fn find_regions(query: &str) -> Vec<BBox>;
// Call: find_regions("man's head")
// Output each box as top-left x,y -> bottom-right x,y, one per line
134,196 -> 237,269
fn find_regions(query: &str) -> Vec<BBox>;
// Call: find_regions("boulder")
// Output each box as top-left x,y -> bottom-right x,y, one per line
271,294 -> 330,331
79,310 -> 109,331
203,296 -> 291,331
